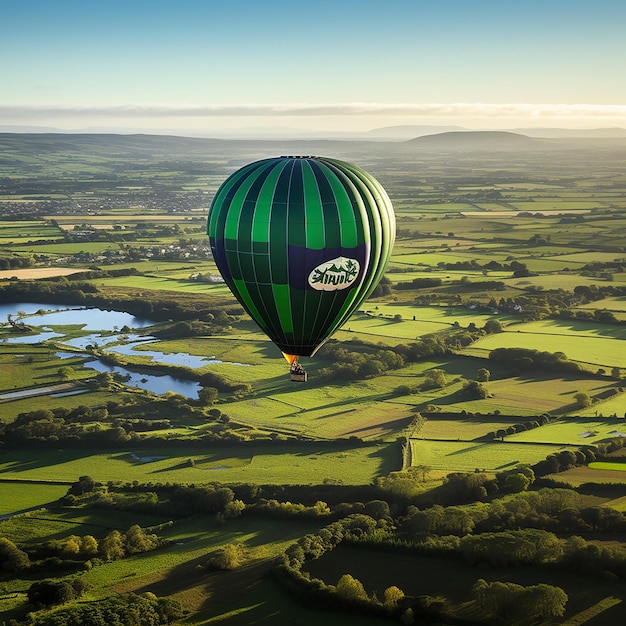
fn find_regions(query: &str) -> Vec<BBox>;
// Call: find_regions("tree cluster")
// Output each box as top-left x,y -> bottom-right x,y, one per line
472,579 -> 567,622
21,524 -> 163,570
27,592 -> 181,626
0,255 -> 34,270
489,347 -> 582,374
27,578 -> 89,608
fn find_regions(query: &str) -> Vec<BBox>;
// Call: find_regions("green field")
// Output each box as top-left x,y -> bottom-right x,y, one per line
409,438 -> 569,472
589,461 -> 626,472
465,320 -> 626,368
0,482 -> 70,515
506,418 -> 626,445
3,134 -> 626,624
0,444 -> 397,485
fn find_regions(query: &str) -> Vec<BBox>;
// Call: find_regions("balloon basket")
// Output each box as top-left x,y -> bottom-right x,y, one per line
289,360 -> 307,382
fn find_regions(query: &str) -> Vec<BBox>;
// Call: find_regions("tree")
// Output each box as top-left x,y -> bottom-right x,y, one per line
28,580 -> 76,607
207,542 -> 246,570
0,537 -> 30,571
475,367 -> 491,382
58,366 -> 73,380
199,386 -> 218,405
575,392 -> 592,409
527,583 -> 568,619
414,464 -> 431,482
336,574 -> 369,603
99,530 -> 125,561
68,475 -> 96,495
504,472 -> 531,493
484,319 -> 503,333
81,535 -> 99,558
125,525 -> 159,554
363,500 -> 391,521
462,380 -> 490,399
61,535 -> 82,557
222,499 -> 245,519
423,368 -> 447,389
439,506 -> 475,536
383,585 -> 405,609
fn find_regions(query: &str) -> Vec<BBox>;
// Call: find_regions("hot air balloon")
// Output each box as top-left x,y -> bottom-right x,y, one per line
207,156 -> 395,380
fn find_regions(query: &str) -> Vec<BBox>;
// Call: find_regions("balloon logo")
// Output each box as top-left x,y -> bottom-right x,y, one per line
207,156 -> 395,378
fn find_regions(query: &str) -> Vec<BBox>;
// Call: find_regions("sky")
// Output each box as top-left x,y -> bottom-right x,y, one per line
2,0 -> 626,136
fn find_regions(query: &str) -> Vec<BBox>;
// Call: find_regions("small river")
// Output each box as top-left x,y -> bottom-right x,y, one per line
1,303 -> 249,399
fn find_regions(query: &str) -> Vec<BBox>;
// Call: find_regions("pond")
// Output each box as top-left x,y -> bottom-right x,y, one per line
1,303 -> 250,399
106,340 -> 250,368
2,330 -> 65,344
56,352 -> 202,399
0,302 -> 76,320
18,306 -> 153,330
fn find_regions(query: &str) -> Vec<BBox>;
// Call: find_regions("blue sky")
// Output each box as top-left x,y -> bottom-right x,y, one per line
2,0 -> 625,134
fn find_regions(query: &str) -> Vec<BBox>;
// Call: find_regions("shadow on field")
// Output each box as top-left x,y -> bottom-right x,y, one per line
130,557 -> 276,621
345,415 -> 414,436
0,450 -> 93,474
285,442 -> 398,477
151,450 -> 253,473
126,519 -> 331,624
366,445 -> 400,476
528,319 -> 626,339
447,442 -> 488,457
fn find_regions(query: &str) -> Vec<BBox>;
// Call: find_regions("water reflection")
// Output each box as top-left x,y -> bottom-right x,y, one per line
62,333 -> 151,350
3,303 -> 251,400
23,308 -> 153,330
107,341 -> 250,368
87,359 -> 202,398
0,303 -> 75,319
56,352 -> 202,399
3,331 -> 64,344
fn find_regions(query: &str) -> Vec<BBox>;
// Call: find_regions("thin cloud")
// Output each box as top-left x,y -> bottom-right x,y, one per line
2,103 -> 626,119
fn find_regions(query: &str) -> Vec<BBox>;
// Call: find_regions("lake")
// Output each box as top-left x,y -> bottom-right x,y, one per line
1,303 -> 249,399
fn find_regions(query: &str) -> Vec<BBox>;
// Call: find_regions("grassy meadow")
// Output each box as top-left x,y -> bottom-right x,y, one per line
0,443 -> 398,486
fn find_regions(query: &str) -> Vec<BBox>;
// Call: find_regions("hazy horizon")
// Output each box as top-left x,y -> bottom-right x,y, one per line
2,0 -> 625,135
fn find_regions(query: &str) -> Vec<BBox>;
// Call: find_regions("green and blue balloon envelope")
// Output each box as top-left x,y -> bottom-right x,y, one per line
207,156 -> 395,365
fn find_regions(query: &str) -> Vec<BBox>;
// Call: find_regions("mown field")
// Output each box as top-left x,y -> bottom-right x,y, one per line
0,482 -> 70,515
463,320 -> 626,369
0,443 -> 397,486
409,438 -> 569,473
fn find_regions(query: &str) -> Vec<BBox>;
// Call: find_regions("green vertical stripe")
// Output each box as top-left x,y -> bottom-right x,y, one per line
252,160 -> 286,243
208,161 -> 260,237
317,161 -> 359,248
232,278 -> 267,332
224,166 -> 268,241
273,284 -> 293,334
287,159 -> 307,248
302,160 -> 325,249
268,161 -> 292,284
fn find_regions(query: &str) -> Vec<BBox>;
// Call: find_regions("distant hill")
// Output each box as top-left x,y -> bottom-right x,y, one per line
406,130 -> 544,150
366,125 -> 466,140
2,132 -> 625,165
512,127 -> 626,139
0,132 -> 386,163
